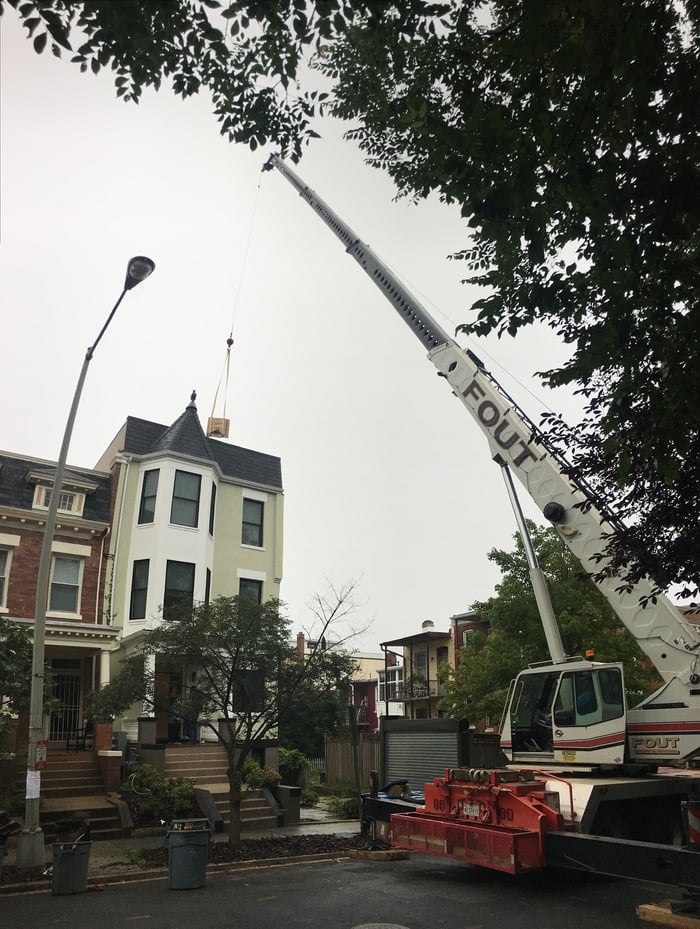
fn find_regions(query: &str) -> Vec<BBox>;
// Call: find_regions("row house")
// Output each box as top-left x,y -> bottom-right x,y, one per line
0,452 -> 116,742
3,392 -> 284,749
378,612 -> 489,722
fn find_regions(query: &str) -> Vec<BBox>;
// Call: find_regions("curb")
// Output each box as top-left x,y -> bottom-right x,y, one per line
0,850 -> 367,896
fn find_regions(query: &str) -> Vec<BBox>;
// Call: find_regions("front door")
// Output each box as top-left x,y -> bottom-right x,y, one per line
49,661 -> 82,741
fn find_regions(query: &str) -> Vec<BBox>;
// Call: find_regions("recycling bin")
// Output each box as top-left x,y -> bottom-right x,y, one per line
166,818 -> 211,890
51,840 -> 92,895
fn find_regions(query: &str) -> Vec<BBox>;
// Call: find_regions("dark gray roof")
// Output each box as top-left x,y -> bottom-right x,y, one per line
121,395 -> 282,491
0,454 -> 111,523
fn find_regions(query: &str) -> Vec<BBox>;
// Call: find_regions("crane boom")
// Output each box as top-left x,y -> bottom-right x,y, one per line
264,154 -> 700,764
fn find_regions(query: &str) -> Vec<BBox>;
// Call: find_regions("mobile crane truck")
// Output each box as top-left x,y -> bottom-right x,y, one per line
263,155 -> 700,894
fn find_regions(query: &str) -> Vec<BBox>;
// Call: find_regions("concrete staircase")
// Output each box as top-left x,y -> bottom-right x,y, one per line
15,748 -> 123,842
163,744 -> 279,832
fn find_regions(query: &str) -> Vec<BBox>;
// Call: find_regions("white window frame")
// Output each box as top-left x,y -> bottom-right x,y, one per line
378,666 -> 404,702
242,497 -> 264,548
33,485 -> 85,517
0,547 -> 12,611
48,554 -> 84,617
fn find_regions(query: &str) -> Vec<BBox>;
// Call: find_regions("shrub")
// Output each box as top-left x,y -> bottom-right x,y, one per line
242,759 -> 282,791
118,764 -> 197,826
300,787 -> 319,808
278,747 -> 309,785
324,794 -> 360,819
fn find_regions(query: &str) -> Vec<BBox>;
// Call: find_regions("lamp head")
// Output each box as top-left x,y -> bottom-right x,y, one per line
124,256 -> 155,290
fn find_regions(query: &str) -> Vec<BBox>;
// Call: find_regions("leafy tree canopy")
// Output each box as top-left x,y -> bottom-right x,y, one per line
6,0 -> 700,594
439,523 -> 662,724
0,616 -> 57,742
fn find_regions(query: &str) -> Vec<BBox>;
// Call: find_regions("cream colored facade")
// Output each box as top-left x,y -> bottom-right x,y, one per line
94,394 -> 284,741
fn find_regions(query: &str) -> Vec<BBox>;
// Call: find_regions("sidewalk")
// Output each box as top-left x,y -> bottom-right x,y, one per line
2,806 -> 360,873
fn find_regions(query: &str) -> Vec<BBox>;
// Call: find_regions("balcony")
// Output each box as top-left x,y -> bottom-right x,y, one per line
395,678 -> 445,701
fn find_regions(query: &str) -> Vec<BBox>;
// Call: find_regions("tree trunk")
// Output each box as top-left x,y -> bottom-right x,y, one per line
226,754 -> 243,846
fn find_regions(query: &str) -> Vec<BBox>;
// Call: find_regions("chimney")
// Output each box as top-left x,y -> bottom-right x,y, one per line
422,620 -> 435,631
296,632 -> 306,661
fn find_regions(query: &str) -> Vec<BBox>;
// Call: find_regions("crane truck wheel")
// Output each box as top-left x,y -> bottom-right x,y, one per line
590,806 -> 629,840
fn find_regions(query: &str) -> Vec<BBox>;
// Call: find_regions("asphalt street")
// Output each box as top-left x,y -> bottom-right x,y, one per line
0,853 -> 675,929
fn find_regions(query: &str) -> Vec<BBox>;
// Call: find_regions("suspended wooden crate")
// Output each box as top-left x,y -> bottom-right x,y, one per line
207,417 -> 230,438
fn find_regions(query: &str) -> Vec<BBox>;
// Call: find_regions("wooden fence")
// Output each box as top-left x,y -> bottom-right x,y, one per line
324,732 -> 380,787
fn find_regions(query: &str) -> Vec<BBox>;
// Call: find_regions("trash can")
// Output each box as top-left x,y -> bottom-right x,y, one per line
166,818 -> 211,890
52,840 -> 92,895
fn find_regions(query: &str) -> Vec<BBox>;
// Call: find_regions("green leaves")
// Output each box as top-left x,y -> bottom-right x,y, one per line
8,0 -> 700,589
439,525 -> 662,723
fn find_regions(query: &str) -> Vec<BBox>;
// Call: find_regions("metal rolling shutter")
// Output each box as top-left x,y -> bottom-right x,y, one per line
384,731 -> 460,789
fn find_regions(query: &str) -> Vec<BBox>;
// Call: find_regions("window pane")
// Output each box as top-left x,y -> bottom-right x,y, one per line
209,483 -> 217,536
164,560 -> 195,615
50,556 -> 80,612
242,499 -> 263,546
130,559 -> 149,620
239,578 -> 262,603
53,556 -> 80,584
0,550 -> 6,606
138,469 -> 159,524
171,471 -> 201,528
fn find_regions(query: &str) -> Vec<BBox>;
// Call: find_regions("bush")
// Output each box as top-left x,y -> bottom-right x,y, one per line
242,759 -> 281,791
118,764 -> 197,826
300,787 -> 319,808
324,794 -> 360,819
278,747 -> 309,785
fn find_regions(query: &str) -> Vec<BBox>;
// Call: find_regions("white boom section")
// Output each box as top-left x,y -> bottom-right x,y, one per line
265,154 -> 700,694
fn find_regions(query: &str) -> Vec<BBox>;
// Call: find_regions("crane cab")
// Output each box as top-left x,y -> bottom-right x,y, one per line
500,660 -> 627,768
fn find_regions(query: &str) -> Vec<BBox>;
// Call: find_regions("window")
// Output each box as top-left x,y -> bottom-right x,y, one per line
242,498 -> 263,547
34,486 -> 82,515
205,568 -> 211,605
232,667 -> 266,713
170,470 -> 201,528
138,469 -> 159,524
49,555 -> 82,614
0,549 -> 9,608
129,559 -> 149,620
379,666 -> 403,702
163,560 -> 195,616
208,483 -> 217,536
239,578 -> 262,603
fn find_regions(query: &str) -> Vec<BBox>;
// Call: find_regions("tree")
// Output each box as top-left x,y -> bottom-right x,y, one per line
278,652 -> 353,758
102,584 -> 363,846
6,1 -> 700,594
439,524 -> 661,724
0,616 -> 56,745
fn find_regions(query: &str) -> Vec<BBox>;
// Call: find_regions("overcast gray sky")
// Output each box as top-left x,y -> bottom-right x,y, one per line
1,13 -> 584,652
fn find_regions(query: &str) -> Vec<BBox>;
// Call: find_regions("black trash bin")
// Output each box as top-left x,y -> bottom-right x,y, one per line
52,840 -> 92,895
166,818 -> 211,890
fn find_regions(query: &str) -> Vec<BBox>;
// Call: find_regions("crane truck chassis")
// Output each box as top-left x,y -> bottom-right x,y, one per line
264,154 -> 700,892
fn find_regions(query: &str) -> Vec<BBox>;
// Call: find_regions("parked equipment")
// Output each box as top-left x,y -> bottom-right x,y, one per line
265,155 -> 700,888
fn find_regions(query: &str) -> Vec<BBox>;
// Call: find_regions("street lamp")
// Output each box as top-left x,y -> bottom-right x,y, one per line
14,256 -> 155,869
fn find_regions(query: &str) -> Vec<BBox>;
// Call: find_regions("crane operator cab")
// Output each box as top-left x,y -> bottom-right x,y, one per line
501,660 -> 627,767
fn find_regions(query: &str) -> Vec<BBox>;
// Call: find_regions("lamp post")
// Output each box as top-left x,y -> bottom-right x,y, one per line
14,256 -> 155,869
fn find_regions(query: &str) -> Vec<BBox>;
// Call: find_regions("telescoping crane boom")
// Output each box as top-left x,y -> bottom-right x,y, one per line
264,153 -> 700,770
264,156 -> 700,888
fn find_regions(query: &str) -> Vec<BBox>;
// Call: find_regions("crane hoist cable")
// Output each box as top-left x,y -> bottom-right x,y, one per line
208,173 -> 264,438
209,334 -> 235,427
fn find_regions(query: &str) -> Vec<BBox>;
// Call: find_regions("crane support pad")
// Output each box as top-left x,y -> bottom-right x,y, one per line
638,899 -> 700,929
546,831 -> 700,890
391,813 -> 544,874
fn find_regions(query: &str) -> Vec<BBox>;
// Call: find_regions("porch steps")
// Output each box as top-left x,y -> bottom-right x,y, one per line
163,744 -> 279,832
14,748 -> 123,841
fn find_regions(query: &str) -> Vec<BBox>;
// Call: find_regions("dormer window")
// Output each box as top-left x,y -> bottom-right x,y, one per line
33,485 -> 84,516
26,467 -> 96,519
